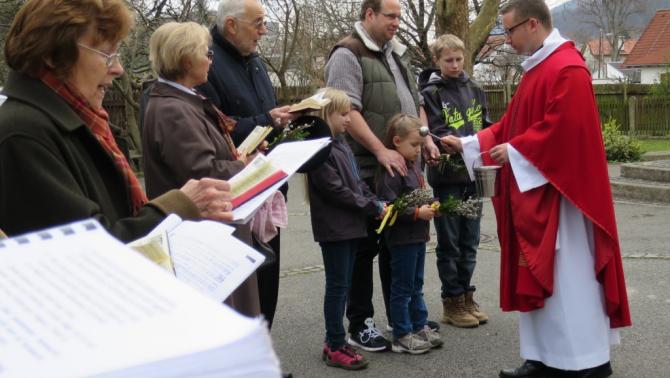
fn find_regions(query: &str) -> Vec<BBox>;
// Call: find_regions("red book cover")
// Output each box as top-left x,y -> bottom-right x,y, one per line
231,170 -> 288,209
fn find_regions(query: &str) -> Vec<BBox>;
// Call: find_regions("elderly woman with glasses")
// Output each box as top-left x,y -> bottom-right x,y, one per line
0,1 -> 234,243
142,21 -> 261,317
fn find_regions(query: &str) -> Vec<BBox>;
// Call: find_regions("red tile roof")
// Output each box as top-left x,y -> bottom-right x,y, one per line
624,9 -> 670,67
587,39 -> 637,57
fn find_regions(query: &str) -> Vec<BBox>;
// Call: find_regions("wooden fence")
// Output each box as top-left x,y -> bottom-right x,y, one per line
106,83 -> 670,140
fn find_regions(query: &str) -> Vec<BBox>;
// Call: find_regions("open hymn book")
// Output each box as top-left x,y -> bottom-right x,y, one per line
0,220 -> 280,378
288,92 -> 331,113
128,214 -> 265,302
237,125 -> 273,155
230,137 -> 331,223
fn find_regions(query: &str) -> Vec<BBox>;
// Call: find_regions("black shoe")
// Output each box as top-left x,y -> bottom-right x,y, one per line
347,318 -> 389,352
565,362 -> 613,378
427,320 -> 440,332
500,360 -> 556,378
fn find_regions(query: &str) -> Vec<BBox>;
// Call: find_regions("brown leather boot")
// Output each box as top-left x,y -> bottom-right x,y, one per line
464,291 -> 489,324
442,294 -> 479,328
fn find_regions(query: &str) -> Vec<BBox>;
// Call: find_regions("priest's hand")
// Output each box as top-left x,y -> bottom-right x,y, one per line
489,143 -> 509,164
440,135 -> 462,153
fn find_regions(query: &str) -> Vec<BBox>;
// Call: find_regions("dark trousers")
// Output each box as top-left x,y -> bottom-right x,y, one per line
433,183 -> 482,299
389,242 -> 428,339
258,225 -> 281,329
320,239 -> 358,350
346,177 -> 392,334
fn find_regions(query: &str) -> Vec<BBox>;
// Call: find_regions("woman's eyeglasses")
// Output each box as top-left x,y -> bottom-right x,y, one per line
77,43 -> 121,68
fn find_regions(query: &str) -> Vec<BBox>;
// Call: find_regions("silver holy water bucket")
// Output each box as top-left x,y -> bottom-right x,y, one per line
473,165 -> 501,198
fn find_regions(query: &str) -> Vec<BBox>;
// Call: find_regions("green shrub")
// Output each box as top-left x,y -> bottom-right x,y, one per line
602,117 -> 641,162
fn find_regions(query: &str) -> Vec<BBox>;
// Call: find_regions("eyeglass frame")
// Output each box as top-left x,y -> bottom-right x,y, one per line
77,43 -> 121,68
377,11 -> 401,21
234,16 -> 267,30
504,18 -> 530,36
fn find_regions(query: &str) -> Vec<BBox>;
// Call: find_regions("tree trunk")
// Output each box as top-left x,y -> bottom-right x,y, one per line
117,71 -> 142,154
434,0 -> 500,75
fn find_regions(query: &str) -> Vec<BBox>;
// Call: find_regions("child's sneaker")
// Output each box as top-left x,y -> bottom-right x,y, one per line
391,333 -> 431,354
347,318 -> 389,352
324,345 -> 368,370
417,325 -> 443,348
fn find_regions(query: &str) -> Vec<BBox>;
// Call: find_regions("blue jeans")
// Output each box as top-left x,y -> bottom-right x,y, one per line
389,242 -> 428,339
433,183 -> 482,298
320,239 -> 358,350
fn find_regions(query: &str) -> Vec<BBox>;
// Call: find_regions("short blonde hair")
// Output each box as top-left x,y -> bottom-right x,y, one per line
149,21 -> 211,81
430,34 -> 465,60
310,87 -> 352,125
383,114 -> 422,149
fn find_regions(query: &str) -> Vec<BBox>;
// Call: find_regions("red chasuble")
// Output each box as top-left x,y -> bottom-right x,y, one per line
477,42 -> 631,328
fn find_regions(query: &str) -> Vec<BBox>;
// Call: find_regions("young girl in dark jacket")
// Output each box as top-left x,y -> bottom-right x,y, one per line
376,114 -> 443,355
307,88 -> 385,370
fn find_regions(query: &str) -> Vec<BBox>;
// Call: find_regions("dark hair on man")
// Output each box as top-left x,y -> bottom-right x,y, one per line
360,0 -> 383,21
501,0 -> 552,30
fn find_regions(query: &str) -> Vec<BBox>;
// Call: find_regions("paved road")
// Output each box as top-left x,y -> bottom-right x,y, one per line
270,176 -> 670,377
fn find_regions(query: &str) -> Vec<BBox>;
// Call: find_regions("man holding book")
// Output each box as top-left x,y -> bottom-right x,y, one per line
197,0 -> 296,328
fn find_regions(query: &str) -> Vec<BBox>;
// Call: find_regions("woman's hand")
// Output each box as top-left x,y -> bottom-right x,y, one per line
237,150 -> 256,165
180,178 -> 234,222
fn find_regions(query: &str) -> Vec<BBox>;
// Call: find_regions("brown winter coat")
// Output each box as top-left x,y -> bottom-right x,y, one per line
142,81 -> 260,317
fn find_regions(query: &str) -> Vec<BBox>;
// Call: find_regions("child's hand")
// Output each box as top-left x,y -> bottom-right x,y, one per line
430,201 -> 441,216
377,201 -> 389,219
378,203 -> 389,219
417,204 -> 436,221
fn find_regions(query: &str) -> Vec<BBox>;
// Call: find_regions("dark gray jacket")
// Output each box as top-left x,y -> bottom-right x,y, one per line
376,162 -> 430,247
0,71 -> 199,241
197,27 -> 278,145
419,69 -> 491,186
307,136 -> 381,242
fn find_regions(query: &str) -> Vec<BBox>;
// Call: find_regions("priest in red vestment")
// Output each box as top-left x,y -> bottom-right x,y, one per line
441,1 -> 631,377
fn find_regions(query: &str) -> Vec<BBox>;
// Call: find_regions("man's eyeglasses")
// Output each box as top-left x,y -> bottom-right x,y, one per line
504,18 -> 530,36
206,50 -> 214,61
235,17 -> 267,30
77,43 -> 121,68
377,12 -> 401,21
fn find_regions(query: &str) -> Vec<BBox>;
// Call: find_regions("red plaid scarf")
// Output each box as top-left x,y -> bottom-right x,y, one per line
198,93 -> 239,159
40,70 -> 148,214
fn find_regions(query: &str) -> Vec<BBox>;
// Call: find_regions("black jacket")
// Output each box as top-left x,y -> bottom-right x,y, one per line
419,69 -> 491,186
307,136 -> 380,242
375,162 -> 430,248
197,27 -> 278,145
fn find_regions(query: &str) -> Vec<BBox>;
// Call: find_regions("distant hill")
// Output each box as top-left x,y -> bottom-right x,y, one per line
552,0 -> 670,42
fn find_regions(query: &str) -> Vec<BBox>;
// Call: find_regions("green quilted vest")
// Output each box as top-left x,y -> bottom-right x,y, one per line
331,33 -> 420,178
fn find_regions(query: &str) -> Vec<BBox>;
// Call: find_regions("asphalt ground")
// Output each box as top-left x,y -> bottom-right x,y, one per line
270,175 -> 670,377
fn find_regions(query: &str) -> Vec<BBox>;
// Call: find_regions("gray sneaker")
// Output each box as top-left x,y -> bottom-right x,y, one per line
391,333 -> 431,354
417,325 -> 443,348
